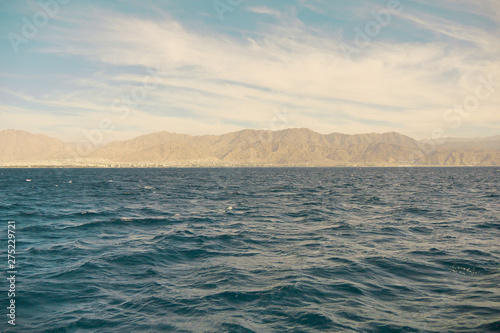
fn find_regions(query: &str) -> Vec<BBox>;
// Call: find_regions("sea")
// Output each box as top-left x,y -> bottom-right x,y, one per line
0,167 -> 499,332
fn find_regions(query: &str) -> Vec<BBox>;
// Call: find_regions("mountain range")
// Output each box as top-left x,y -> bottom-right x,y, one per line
1,129 -> 499,167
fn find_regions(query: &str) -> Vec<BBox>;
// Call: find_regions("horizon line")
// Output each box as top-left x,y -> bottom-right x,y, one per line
1,128 -> 499,144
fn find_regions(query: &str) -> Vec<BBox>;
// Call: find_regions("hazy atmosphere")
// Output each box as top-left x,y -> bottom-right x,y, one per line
1,1 -> 499,332
1,0 -> 499,142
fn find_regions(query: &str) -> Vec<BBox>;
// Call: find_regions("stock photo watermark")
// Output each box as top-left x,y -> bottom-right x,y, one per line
6,221 -> 17,326
7,0 -> 70,54
432,72 -> 500,142
340,0 -> 408,61
385,71 -> 499,166
213,0 -> 243,21
239,107 -> 294,149
71,67 -> 163,158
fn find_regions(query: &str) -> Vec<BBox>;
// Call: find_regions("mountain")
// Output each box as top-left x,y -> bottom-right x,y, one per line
416,135 -> 500,166
422,136 -> 500,150
89,129 -> 427,166
0,128 -> 499,167
420,135 -> 500,145
0,130 -> 72,162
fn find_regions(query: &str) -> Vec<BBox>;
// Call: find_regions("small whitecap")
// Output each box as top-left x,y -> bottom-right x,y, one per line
68,181 -> 73,183
227,206 -> 233,210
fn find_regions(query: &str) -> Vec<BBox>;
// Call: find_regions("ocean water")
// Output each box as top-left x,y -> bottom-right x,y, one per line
1,167 -> 499,332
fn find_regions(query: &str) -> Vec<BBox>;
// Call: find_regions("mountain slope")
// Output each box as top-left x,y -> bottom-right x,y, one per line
1,128 -> 499,166
87,129 -> 432,166
0,130 -> 72,162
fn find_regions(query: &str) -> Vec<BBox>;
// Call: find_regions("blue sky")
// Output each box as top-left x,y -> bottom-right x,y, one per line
0,0 -> 499,142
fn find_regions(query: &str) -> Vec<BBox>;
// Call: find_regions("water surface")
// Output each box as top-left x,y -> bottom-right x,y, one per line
1,167 -> 499,332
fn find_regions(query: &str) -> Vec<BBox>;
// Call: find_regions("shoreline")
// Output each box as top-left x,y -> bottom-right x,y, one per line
1,165 -> 498,169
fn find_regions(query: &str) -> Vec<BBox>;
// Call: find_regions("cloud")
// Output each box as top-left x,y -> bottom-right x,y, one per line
397,11 -> 498,51
414,0 -> 500,25
247,6 -> 282,18
1,1 -> 499,141
297,0 -> 325,14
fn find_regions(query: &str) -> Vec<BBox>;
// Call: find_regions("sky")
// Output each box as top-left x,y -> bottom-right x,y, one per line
0,0 -> 499,143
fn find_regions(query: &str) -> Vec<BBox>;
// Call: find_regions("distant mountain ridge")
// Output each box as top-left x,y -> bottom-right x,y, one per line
1,129 -> 499,167
0,129 -> 73,162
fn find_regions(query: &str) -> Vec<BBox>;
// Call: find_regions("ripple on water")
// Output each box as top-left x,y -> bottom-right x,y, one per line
3,167 -> 499,332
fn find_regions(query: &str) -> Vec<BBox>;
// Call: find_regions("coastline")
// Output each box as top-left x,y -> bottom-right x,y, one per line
1,164 -> 498,169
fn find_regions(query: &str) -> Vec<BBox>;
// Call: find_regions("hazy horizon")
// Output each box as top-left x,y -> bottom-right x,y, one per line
1,1 -> 499,144
2,127 -> 500,145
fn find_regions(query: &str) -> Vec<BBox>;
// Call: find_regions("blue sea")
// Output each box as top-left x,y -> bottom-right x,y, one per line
1,167 -> 499,332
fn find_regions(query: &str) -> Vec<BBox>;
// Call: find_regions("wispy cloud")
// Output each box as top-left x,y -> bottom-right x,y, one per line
415,0 -> 500,25
0,1 -> 498,141
247,6 -> 283,18
297,0 -> 325,14
397,10 -> 497,50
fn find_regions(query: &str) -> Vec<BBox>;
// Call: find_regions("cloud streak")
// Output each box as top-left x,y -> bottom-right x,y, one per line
0,1 -> 498,141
